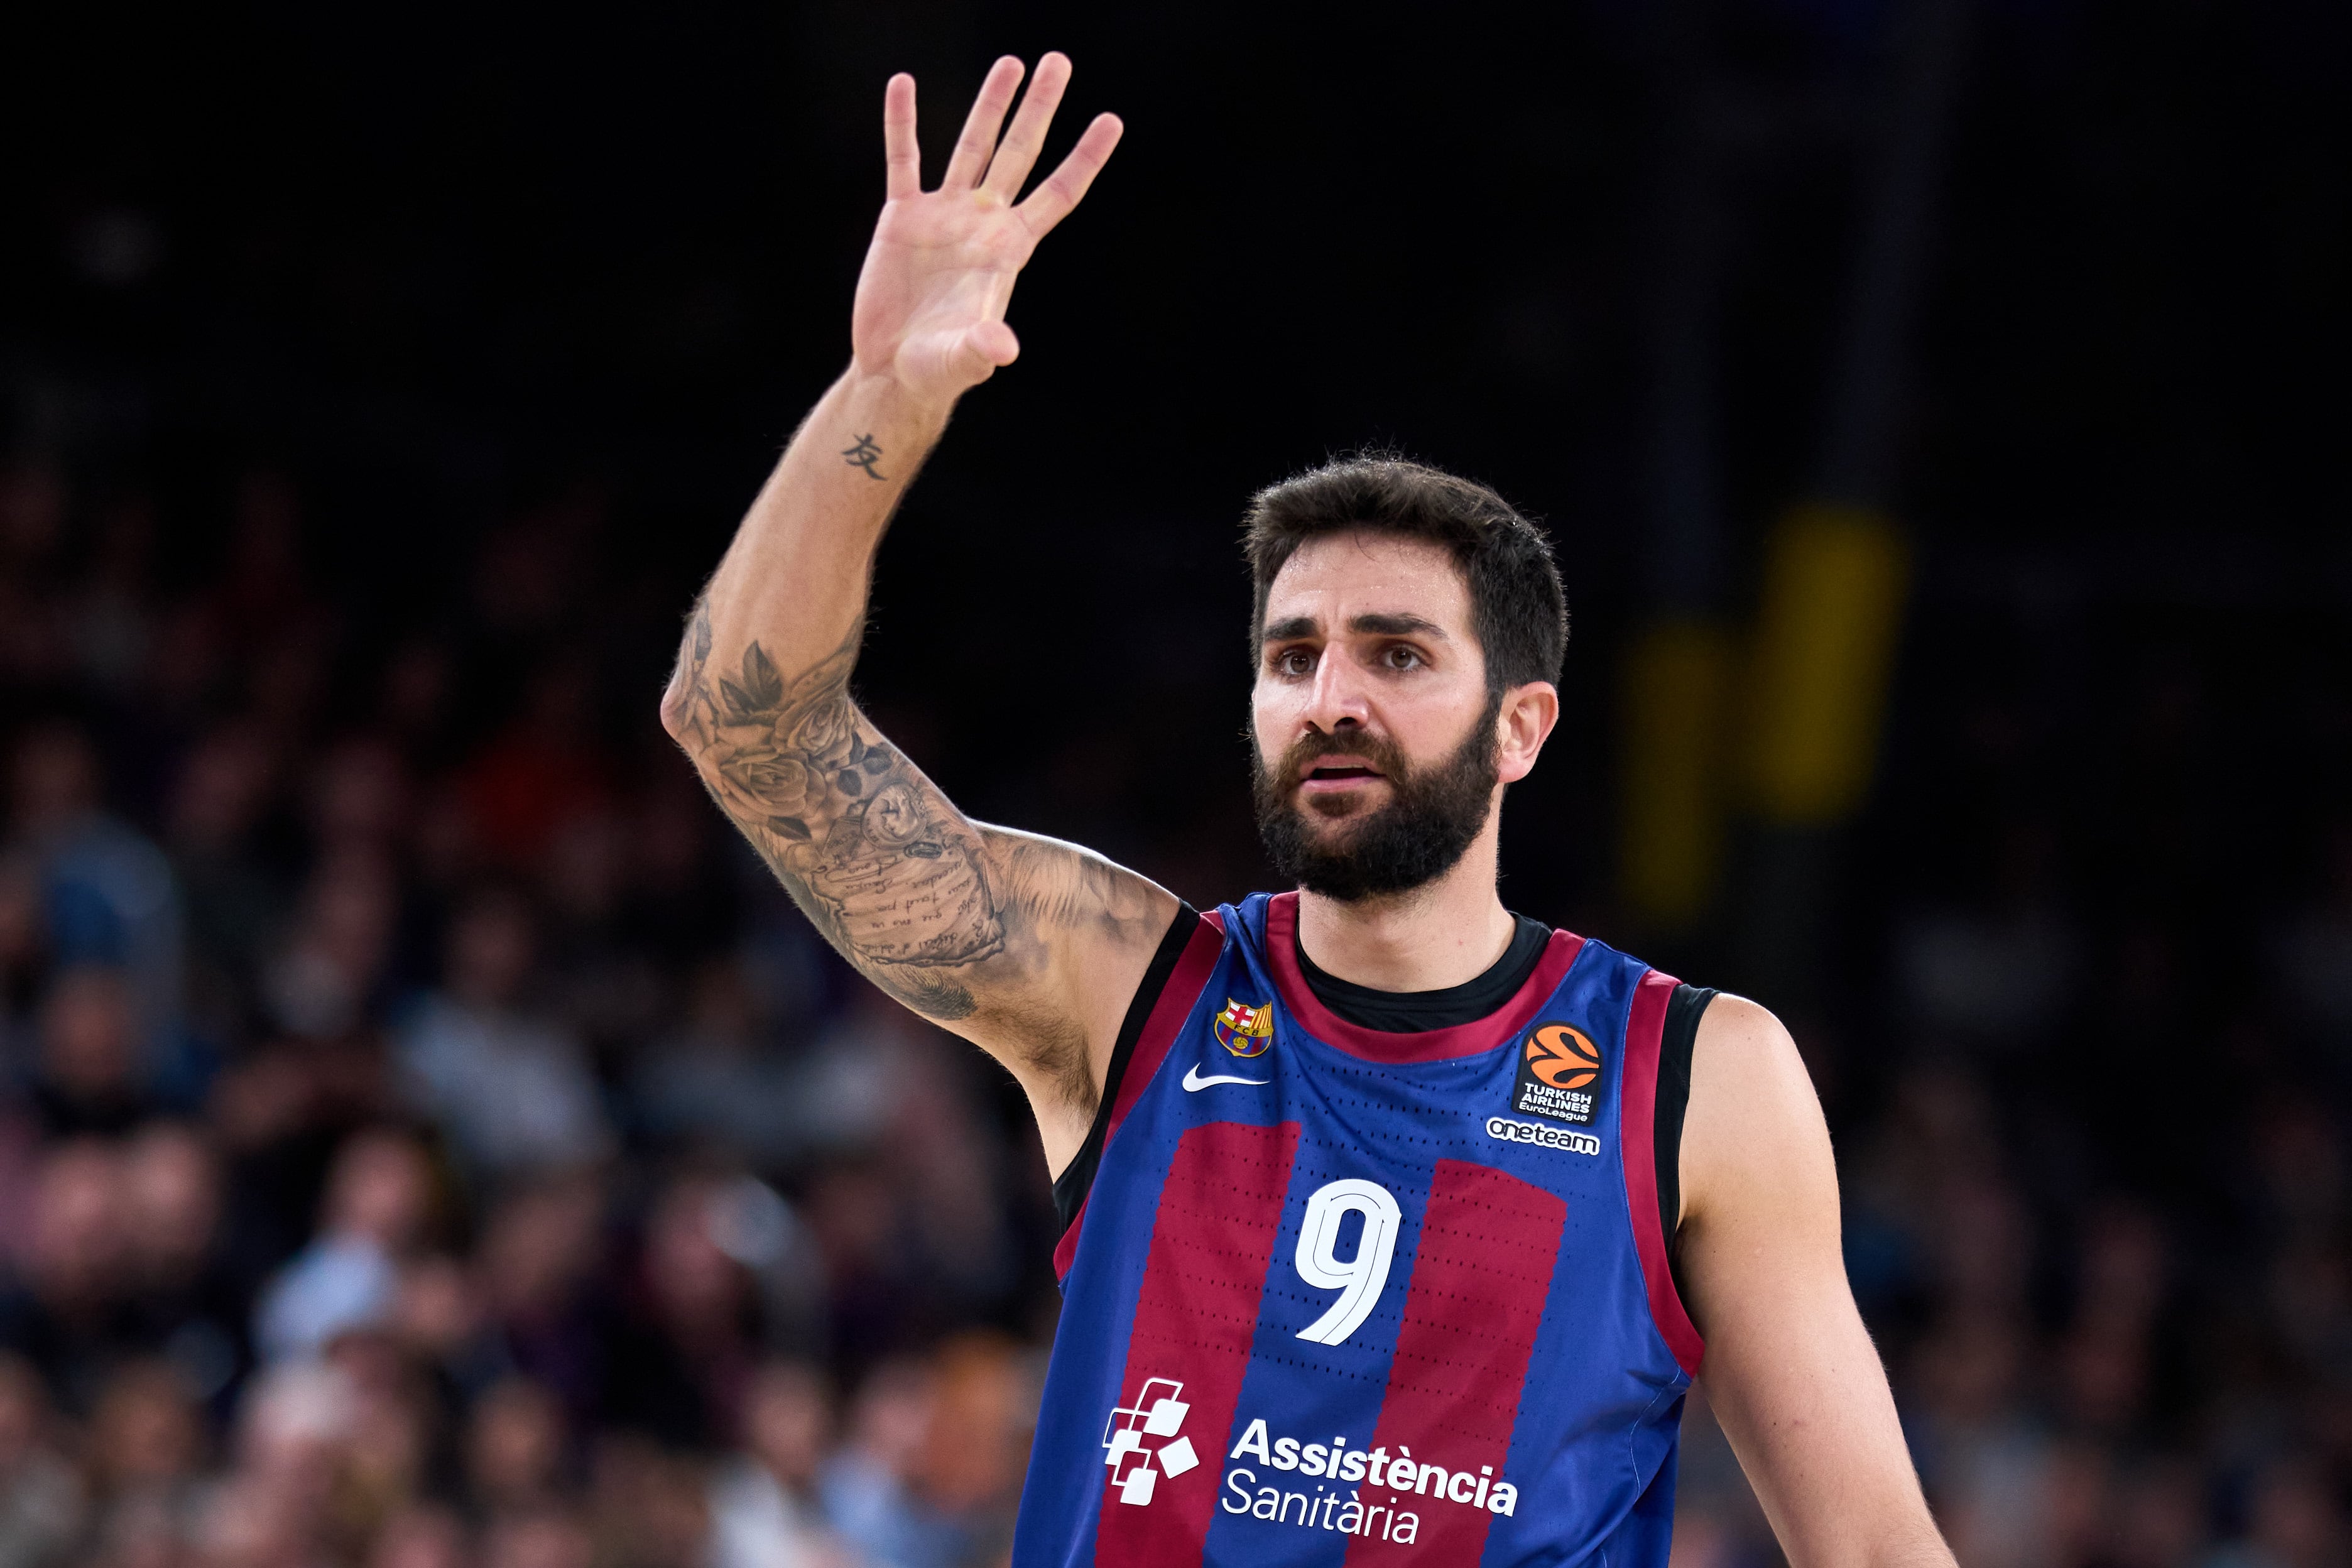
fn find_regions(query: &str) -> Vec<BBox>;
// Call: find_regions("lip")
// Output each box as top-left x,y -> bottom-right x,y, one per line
1297,755 -> 1388,795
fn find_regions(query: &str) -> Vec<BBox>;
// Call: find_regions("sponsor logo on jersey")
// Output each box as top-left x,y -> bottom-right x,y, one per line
1100,1387 -> 1525,1540
1486,1114 -> 1600,1156
1218,1414 -> 1520,1544
1511,1021 -> 1602,1126
1101,1376 -> 1199,1506
1213,998 -> 1275,1058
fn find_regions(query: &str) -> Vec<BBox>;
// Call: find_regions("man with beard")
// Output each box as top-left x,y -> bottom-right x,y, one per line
661,53 -> 1952,1568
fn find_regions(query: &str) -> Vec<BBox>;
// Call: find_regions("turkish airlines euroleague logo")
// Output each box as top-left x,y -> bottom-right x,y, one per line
1511,1022 -> 1603,1126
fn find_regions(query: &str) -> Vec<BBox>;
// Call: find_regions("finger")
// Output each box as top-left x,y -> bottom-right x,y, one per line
941,56 -> 1025,192
883,74 -> 920,200
1016,112 -> 1124,238
979,50 -> 1072,200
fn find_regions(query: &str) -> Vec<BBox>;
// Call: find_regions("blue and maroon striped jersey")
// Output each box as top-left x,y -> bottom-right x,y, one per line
1014,891 -> 1703,1568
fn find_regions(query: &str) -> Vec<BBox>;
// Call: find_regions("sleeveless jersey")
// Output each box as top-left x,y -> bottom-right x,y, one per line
1013,891 -> 1704,1568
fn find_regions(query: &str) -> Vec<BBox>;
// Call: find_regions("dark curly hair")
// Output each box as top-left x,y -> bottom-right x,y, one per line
1241,454 -> 1568,694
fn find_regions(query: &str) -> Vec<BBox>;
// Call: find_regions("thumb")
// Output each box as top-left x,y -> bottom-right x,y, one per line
961,319 -> 1021,374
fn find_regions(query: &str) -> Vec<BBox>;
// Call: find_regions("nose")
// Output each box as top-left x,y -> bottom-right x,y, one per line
1300,648 -> 1370,736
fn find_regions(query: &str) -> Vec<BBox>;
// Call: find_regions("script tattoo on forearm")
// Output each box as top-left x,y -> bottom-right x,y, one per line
841,433 -> 886,481
664,601 -> 1001,1019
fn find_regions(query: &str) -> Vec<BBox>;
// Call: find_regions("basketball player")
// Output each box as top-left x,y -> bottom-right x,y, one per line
661,53 -> 1954,1568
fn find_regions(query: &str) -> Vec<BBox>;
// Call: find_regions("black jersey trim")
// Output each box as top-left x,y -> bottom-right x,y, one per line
1656,984 -> 1716,1292
1295,914 -> 1552,1033
1050,901 -> 1201,1239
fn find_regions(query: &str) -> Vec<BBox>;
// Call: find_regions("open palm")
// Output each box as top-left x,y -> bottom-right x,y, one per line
851,53 -> 1123,407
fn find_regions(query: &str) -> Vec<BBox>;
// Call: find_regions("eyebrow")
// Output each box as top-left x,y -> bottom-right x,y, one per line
1260,611 -> 1452,644
1350,612 -> 1449,640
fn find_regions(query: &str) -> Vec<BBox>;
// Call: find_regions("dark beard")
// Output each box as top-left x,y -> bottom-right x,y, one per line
1251,692 -> 1501,903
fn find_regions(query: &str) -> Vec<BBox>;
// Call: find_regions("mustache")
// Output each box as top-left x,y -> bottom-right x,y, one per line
1263,728 -> 1409,792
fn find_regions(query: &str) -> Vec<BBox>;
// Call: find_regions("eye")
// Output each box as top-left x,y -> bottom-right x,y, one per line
1273,648 -> 1317,678
1380,645 -> 1425,671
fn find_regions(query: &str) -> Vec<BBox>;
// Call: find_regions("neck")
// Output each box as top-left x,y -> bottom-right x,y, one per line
1293,814 -> 1515,992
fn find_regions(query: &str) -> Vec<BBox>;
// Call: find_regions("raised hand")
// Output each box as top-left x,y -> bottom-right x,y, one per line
668,50 -> 1173,1174
851,54 -> 1123,408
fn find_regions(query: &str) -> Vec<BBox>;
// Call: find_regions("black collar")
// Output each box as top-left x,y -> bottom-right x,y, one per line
1293,914 -> 1552,1033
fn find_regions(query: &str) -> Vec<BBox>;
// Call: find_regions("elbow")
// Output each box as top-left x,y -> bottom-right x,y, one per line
656,679 -> 694,747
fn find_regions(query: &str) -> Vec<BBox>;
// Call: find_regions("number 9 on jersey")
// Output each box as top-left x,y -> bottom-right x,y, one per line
1293,1179 -> 1402,1346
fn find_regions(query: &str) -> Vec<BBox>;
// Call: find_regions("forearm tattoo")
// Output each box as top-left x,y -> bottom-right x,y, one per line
841,433 -> 886,481
664,601 -> 1001,1018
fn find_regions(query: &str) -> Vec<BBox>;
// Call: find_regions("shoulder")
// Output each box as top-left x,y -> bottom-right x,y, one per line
1680,994 -> 1836,1226
1690,991 -> 1800,1070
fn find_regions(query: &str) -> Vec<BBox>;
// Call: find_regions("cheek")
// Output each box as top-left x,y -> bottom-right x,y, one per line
1249,688 -> 1290,758
1391,689 -> 1482,758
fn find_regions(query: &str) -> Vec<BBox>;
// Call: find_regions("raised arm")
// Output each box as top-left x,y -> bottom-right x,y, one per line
1676,997 -> 1956,1568
660,55 -> 1172,1173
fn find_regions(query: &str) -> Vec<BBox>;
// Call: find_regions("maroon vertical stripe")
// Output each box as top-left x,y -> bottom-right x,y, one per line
1092,1119 -> 1299,1568
1620,969 -> 1704,1373
1344,1159 -> 1567,1565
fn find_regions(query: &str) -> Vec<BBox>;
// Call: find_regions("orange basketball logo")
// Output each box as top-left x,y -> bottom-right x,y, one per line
1524,1025 -> 1601,1090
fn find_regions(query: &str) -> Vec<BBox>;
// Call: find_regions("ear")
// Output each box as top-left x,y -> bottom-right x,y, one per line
1494,682 -> 1560,785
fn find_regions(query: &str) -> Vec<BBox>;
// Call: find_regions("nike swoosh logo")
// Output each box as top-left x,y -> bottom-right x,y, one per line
1183,1065 -> 1271,1092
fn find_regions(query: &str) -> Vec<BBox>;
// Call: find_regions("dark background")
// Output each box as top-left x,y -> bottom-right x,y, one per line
1,3 -> 2348,1567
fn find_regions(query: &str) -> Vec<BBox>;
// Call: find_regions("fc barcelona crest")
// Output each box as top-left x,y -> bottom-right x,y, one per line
1212,998 -> 1274,1058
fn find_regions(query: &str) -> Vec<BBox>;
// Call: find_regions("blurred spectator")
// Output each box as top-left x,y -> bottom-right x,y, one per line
396,891 -> 609,1180
2110,1459 -> 2209,1568
707,1362 -> 842,1568
0,1141 -> 133,1415
817,1359 -> 934,1568
0,465 -> 70,692
540,810 -> 665,1077
263,850 -> 400,1043
466,1378 -> 567,1516
820,1335 -> 1034,1568
0,858 -> 49,1067
369,1504 -> 470,1568
119,1122 -> 246,1402
253,1130 -> 433,1364
605,1175 -> 767,1449
631,961 -> 806,1170
201,474 -> 320,670
1895,821 -> 2078,1051
167,726 -> 288,1045
907,1332 -> 1036,1568
6,725 -> 182,1050
472,1174 -> 606,1423
1910,1314 -> 2054,1568
459,660 -> 610,875
69,495 -> 157,699
85,1359 -> 204,1513
309,739 -> 415,863
375,643 -> 455,765
331,1341 -> 439,1546
195,1358 -> 359,1568
479,1506 -> 591,1568
2206,1460 -> 2345,1568
31,971 -> 148,1138
0,1353 -> 82,1568
585,1434 -> 707,1568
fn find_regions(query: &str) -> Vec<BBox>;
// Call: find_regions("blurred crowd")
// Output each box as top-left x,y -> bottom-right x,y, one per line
0,461 -> 1060,1568
1,452 -> 2348,1568
1674,591 -> 2352,1568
